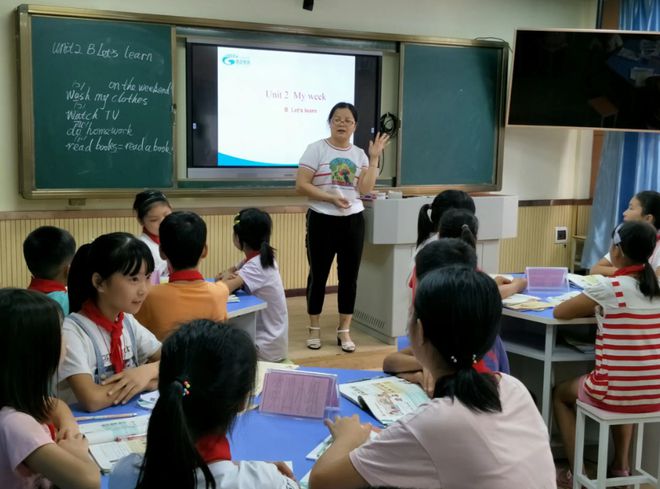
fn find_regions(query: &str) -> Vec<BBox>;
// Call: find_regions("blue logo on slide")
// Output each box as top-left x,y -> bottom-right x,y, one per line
222,54 -> 250,66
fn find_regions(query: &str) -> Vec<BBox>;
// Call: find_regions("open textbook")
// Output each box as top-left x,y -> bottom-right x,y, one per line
79,415 -> 150,473
339,376 -> 430,426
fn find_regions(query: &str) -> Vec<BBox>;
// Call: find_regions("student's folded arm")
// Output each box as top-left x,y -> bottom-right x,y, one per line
66,373 -> 118,412
498,278 -> 527,299
25,443 -> 100,489
553,293 -> 599,320
382,347 -> 421,374
309,453 -> 367,489
590,257 -> 616,276
220,274 -> 244,293
48,399 -> 79,440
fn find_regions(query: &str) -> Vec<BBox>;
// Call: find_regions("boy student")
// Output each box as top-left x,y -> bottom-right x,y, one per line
23,226 -> 76,314
135,211 -> 229,341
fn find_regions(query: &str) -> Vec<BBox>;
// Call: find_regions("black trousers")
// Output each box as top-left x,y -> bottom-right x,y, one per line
305,209 -> 365,315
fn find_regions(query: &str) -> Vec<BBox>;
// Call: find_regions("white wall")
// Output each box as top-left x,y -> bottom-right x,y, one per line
0,0 -> 597,211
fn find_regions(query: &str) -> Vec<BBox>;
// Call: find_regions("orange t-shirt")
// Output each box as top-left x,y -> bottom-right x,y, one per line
135,280 -> 229,341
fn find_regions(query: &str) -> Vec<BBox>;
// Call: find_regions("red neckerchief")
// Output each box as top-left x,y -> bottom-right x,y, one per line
28,278 -> 66,293
142,227 -> 160,245
195,434 -> 232,464
47,423 -> 56,440
81,300 -> 125,374
657,232 -> 660,241
612,264 -> 646,277
169,270 -> 204,282
244,250 -> 260,262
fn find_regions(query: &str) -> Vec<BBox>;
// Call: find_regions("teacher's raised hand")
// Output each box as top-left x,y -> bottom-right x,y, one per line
368,132 -> 390,162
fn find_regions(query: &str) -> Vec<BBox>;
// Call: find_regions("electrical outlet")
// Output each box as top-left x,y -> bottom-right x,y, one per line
555,226 -> 568,244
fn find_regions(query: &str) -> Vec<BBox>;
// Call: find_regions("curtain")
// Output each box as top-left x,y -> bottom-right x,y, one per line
581,0 -> 660,268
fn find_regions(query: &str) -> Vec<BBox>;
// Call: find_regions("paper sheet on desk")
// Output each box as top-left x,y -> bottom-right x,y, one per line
502,293 -> 540,306
505,300 -> 553,311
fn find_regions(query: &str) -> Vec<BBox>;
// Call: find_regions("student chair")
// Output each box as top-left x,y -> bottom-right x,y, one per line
574,400 -> 660,489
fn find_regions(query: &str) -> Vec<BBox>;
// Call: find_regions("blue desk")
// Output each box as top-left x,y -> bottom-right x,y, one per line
500,286 -> 596,431
74,368 -> 385,487
226,290 -> 267,342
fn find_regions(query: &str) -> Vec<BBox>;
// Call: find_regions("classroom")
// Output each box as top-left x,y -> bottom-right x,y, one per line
2,0 -> 660,488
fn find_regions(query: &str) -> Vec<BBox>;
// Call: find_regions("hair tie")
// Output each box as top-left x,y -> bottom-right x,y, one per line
449,355 -> 458,365
461,224 -> 470,231
233,215 -> 241,226
472,354 -> 477,364
181,379 -> 191,397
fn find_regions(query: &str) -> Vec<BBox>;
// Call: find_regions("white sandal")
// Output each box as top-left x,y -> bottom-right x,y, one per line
336,329 -> 356,353
306,326 -> 322,350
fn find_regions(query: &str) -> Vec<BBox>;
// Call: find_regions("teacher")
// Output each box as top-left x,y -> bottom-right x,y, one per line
296,102 -> 389,353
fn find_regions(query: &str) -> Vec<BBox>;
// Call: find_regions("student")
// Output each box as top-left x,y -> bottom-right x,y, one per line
590,190 -> 660,276
133,189 -> 173,283
136,211 -> 229,341
384,239 -> 510,395
23,226 -> 76,314
109,320 -> 298,489
415,189 -> 475,250
0,288 -> 100,489
553,221 -> 660,487
218,208 -> 288,362
311,267 -> 555,489
57,232 -> 161,412
438,208 -> 527,298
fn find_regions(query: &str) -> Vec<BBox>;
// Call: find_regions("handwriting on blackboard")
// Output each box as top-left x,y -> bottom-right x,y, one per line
63,78 -> 172,154
52,42 -> 154,62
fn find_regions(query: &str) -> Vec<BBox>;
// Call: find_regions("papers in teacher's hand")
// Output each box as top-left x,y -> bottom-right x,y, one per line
339,376 -> 429,426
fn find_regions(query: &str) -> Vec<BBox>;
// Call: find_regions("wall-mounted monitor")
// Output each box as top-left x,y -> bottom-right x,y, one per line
186,41 -> 381,180
508,28 -> 660,132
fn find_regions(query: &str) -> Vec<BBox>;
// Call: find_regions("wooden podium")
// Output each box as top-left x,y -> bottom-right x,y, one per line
352,195 -> 518,343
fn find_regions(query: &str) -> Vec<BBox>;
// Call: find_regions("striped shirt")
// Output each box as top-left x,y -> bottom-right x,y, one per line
583,275 -> 660,413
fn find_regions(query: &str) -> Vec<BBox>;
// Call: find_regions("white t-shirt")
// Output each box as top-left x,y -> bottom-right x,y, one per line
0,408 -> 54,489
583,274 -> 660,310
299,139 -> 369,217
56,313 -> 161,404
604,239 -> 660,270
109,453 -> 299,489
349,374 -> 555,489
238,257 -> 289,362
138,232 -> 169,283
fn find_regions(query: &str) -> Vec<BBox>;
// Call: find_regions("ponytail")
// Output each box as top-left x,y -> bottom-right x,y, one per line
259,240 -> 275,269
639,262 -> 660,299
460,224 -> 477,249
137,381 -> 215,489
615,221 -> 660,300
416,203 -> 434,247
434,367 -> 502,414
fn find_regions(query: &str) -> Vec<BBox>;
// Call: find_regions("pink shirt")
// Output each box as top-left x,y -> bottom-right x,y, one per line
349,374 -> 555,489
0,407 -> 54,489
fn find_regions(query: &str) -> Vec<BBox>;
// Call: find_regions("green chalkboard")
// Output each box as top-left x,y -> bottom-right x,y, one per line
399,43 -> 507,187
28,15 -> 173,192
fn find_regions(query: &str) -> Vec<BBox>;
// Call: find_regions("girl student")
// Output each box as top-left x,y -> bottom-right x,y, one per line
553,221 -> 660,486
0,289 -> 100,489
415,189 -> 475,251
296,102 -> 389,352
57,232 -> 162,412
109,320 -> 298,489
311,267 -> 555,489
133,189 -> 173,283
218,208 -> 289,362
438,208 -> 527,299
591,190 -> 660,277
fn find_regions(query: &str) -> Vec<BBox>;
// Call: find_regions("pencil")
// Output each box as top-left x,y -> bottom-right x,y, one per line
75,412 -> 138,422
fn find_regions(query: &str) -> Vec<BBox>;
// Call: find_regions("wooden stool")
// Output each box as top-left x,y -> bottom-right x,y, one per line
574,400 -> 660,489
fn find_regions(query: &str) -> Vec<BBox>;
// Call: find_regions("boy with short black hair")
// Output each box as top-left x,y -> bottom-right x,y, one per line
135,211 -> 229,340
23,226 -> 76,314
